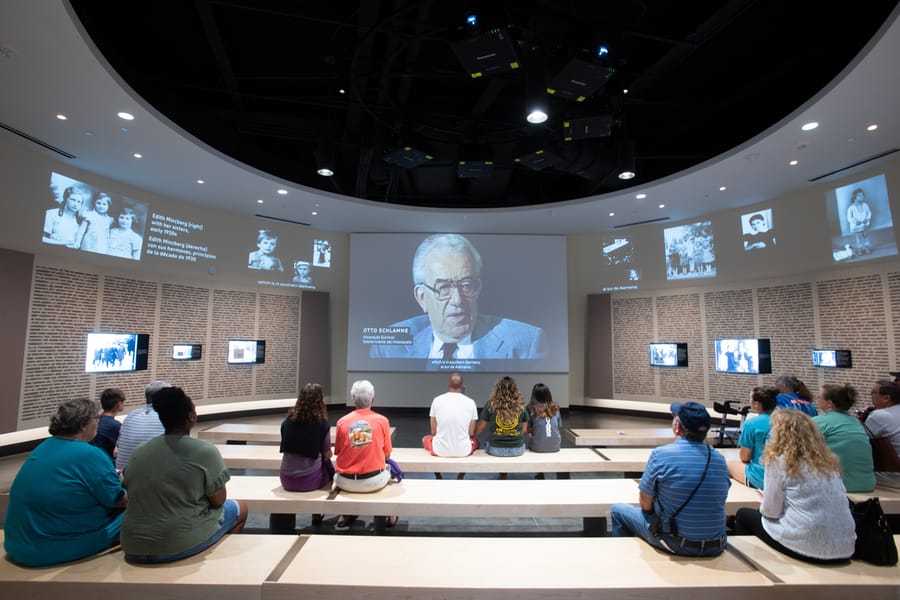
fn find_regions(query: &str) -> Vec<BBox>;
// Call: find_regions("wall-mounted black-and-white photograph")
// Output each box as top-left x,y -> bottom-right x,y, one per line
664,220 -> 716,280
825,173 -> 897,263
313,239 -> 332,268
741,208 -> 776,251
44,172 -> 148,261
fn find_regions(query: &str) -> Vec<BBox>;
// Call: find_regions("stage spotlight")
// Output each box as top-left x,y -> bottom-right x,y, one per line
316,141 -> 335,177
596,44 -> 609,58
465,11 -> 478,30
616,140 -> 636,180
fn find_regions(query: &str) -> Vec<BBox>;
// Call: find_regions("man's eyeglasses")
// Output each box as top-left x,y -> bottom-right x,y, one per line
419,278 -> 481,301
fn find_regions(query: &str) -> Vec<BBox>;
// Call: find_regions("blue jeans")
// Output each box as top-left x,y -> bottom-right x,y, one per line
610,503 -> 725,557
125,499 -> 240,564
485,443 -> 525,457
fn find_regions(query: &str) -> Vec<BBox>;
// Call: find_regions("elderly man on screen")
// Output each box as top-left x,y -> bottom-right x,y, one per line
369,233 -> 548,360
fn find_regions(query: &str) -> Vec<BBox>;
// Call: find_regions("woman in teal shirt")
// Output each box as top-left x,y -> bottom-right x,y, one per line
4,398 -> 126,566
728,386 -> 777,488
814,383 -> 875,492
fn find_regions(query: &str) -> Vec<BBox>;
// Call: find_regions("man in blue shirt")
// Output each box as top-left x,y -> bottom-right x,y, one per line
610,402 -> 731,556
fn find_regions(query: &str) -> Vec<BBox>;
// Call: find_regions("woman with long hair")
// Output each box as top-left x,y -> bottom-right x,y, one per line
734,409 -> 856,563
814,383 -> 875,492
527,383 -> 561,453
476,376 -> 529,457
279,383 -> 334,524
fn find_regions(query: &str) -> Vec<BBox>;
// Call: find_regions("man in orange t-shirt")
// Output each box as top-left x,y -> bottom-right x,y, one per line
333,380 -> 394,527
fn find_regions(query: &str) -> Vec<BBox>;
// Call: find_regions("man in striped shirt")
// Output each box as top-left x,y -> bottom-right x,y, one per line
610,402 -> 731,556
115,380 -> 171,471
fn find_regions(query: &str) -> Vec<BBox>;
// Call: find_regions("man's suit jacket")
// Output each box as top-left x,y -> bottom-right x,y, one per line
370,314 -> 548,359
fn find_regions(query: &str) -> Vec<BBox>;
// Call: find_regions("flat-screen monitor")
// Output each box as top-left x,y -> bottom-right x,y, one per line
649,342 -> 688,367
227,339 -> 266,364
812,349 -> 852,368
714,338 -> 771,374
85,332 -> 149,373
172,343 -> 202,361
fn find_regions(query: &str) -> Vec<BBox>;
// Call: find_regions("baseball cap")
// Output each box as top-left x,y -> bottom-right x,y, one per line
670,401 -> 711,434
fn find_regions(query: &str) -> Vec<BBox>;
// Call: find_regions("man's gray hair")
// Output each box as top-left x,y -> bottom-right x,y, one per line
350,379 -> 375,408
145,380 -> 172,404
412,234 -> 482,284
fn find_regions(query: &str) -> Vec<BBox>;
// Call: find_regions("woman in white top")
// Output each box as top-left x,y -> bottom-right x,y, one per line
733,409 -> 856,563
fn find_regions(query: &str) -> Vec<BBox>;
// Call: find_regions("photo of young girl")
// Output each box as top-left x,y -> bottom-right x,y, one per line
72,192 -> 114,254
108,207 -> 143,260
43,186 -> 83,246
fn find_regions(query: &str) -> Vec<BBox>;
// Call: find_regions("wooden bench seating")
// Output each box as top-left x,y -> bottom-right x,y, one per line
565,427 -> 676,447
217,445 -> 613,474
4,530 -> 895,600
264,535 -> 775,600
226,475 -> 764,534
197,424 -> 395,444
727,535 -> 900,600
0,531 -> 300,600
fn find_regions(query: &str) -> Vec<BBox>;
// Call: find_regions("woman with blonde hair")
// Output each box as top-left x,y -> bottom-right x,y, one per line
734,409 -> 856,563
476,376 -> 529,457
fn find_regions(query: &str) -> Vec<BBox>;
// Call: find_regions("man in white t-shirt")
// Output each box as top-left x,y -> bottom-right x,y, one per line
422,372 -> 479,459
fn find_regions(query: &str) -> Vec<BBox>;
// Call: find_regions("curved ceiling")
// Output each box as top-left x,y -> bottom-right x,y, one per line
69,1 -> 897,209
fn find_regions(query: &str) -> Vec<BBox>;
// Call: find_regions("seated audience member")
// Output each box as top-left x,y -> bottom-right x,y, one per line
814,383 -> 875,492
90,387 -> 126,461
423,372 -> 479,458
734,410 -> 856,563
334,380 -> 396,528
727,386 -> 777,488
121,386 -> 247,563
4,398 -> 126,567
610,402 -> 730,556
476,376 -> 529,458
115,380 -> 171,470
861,380 -> 900,489
774,373 -> 817,416
527,382 -> 561,453
280,382 -> 334,524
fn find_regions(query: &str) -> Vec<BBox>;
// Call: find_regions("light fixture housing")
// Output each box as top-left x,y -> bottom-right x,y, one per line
616,140 -> 636,180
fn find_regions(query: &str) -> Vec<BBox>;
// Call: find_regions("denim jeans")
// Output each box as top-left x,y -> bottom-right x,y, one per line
610,503 -> 724,557
485,443 -> 525,457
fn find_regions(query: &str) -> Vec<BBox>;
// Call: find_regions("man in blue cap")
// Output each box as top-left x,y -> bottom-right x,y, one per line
610,401 -> 731,556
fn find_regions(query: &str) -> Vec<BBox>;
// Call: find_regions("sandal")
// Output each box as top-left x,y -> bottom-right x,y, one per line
385,515 -> 399,528
336,514 -> 357,528
311,513 -> 324,525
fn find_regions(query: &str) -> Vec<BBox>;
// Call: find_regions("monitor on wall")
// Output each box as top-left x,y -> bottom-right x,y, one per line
812,349 -> 852,368
172,343 -> 202,361
714,338 -> 771,374
649,342 -> 688,367
227,339 -> 266,364
85,332 -> 149,373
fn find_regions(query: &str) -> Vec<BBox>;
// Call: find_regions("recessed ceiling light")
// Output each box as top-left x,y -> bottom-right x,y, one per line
608,212 -> 615,217
719,186 -> 727,191
617,170 -> 635,180
317,168 -> 334,177
196,179 -> 205,184
622,89 -> 629,95
132,153 -> 142,159
256,199 -> 264,204
56,114 -> 67,120
789,159 -> 799,166
277,189 -> 288,195
120,127 -> 128,132
867,124 -> 878,131
84,131 -> 94,136
801,121 -> 818,131
658,204 -> 665,208
311,211 -> 318,216
338,88 -> 346,95
117,112 -> 135,121
635,193 -> 646,199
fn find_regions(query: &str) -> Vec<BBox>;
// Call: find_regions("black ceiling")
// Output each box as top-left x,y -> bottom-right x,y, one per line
70,1 -> 897,209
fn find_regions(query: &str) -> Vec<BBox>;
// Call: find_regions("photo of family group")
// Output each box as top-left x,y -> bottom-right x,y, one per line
42,172 -> 148,261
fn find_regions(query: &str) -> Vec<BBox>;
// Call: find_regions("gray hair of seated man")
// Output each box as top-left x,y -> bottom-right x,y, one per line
351,379 -> 375,408
145,380 -> 172,404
